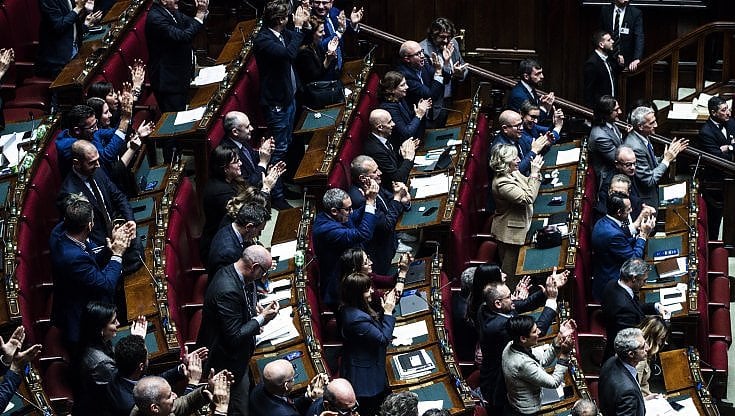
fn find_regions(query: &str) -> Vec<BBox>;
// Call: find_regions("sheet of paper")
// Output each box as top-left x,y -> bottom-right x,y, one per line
258,290 -> 291,306
659,284 -> 686,305
270,240 -> 297,260
644,396 -> 676,415
555,148 -> 580,165
662,182 -> 686,201
391,320 -> 428,346
0,132 -> 26,166
173,106 -> 206,125
447,139 -> 462,146
417,401 -> 443,416
694,92 -> 713,108
668,398 -> 700,416
269,277 -> 292,291
413,155 -> 437,167
256,306 -> 299,345
411,173 -> 451,199
192,65 -> 227,86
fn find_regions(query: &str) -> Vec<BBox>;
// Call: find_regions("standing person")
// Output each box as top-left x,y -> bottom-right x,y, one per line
295,17 -> 340,107
491,110 -> 549,177
588,95 -> 626,181
198,245 -> 279,416
419,17 -> 469,128
395,40 -> 446,122
378,71 -> 431,148
253,1 -> 310,210
598,328 -> 648,416
507,59 -> 555,123
310,0 -> 364,73
248,360 -> 327,416
583,30 -> 617,107
338,272 -> 397,416
636,316 -> 669,397
488,144 -> 544,285
600,0 -> 644,72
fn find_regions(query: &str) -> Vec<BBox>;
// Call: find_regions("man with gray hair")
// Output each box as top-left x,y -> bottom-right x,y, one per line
378,391 -> 419,416
313,187 -> 378,307
598,327 -> 648,416
624,106 -> 688,206
571,398 -> 598,416
601,258 -> 667,359
207,202 -> 272,277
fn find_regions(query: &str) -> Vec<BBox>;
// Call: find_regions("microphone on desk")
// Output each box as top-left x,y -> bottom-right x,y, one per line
239,26 -> 247,44
302,105 -> 337,122
671,207 -> 696,235
364,43 -> 378,61
424,240 -> 440,259
243,0 -> 258,18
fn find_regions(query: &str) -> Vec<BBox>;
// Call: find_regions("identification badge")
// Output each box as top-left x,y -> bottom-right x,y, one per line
620,27 -> 630,35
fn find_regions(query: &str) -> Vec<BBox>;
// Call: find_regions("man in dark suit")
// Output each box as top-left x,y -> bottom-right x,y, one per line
312,187 -> 378,307
594,146 -> 653,221
145,0 -> 208,113
591,192 -> 654,300
306,378 -> 359,416
490,109 -> 550,177
253,2 -> 309,210
507,59 -> 555,123
363,109 -> 417,186
698,96 -> 735,238
207,202 -> 271,277
199,244 -> 279,416
248,359 -> 328,416
477,272 -> 567,412
395,40 -> 447,125
37,0 -> 100,78
58,140 -> 143,275
50,194 -> 132,346
221,111 -> 275,189
624,106 -> 688,206
348,155 -> 411,274
600,0 -> 644,72
588,95 -> 625,181
599,327 -> 649,416
583,30 -> 617,108
601,258 -> 665,359
310,0 -> 364,74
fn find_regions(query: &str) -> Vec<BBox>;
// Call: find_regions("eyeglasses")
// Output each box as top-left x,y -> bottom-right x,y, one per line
616,161 -> 636,167
406,50 -> 425,58
81,121 -> 98,131
334,402 -> 360,415
340,205 -> 353,212
505,122 -> 524,130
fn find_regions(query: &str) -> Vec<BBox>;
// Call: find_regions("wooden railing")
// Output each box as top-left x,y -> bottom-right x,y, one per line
619,22 -> 735,111
359,23 -> 735,177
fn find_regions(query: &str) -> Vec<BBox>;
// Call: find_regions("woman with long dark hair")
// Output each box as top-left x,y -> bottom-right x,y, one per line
378,71 -> 431,148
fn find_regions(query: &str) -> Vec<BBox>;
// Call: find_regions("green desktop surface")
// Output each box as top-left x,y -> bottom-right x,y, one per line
408,379 -> 453,403
255,354 -> 308,385
84,24 -> 111,42
301,107 -> 341,130
156,112 -> 197,136
645,235 -> 684,260
539,168 -> 573,191
1,120 -> 35,134
111,323 -> 159,353
0,181 -> 10,206
399,198 -> 442,227
533,194 -> 568,215
521,245 -> 562,272
423,126 -> 462,150
526,218 -> 546,242
130,197 -> 155,222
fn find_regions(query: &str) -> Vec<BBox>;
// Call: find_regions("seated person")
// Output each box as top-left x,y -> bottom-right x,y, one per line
306,378 -> 360,416
636,316 -> 669,398
502,315 -> 575,415
490,110 -> 549,177
248,359 -> 328,416
348,155 -> 411,274
519,100 -> 563,152
313,187 -> 378,307
363,109 -> 417,188
588,95 -> 626,181
88,82 -> 122,128
378,71 -> 431,148
207,202 -> 271,277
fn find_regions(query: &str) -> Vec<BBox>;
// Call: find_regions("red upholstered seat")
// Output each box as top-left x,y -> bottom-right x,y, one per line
472,240 -> 498,264
709,275 -> 731,308
185,309 -> 203,347
42,361 -> 74,411
709,247 -> 729,275
709,307 -> 732,345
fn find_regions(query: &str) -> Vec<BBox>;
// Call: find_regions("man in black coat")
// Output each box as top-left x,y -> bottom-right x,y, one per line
221,111 -> 275,189
362,109 -> 417,187
599,327 -> 648,416
248,359 -> 327,416
583,30 -> 617,108
37,0 -> 100,77
600,0 -> 644,72
601,258 -> 665,359
198,245 -> 279,416
207,202 -> 271,277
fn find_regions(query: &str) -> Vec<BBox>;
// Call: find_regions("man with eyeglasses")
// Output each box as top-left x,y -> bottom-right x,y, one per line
199,244 -> 279,416
601,258 -> 666,361
396,40 -> 446,125
599,328 -> 649,416
490,109 -> 550,177
313,187 -> 378,308
594,146 -> 653,222
519,101 -> 563,156
249,359 -> 328,416
306,378 -> 359,416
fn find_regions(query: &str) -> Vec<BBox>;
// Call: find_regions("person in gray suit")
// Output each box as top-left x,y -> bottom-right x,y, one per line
588,95 -> 627,182
598,327 -> 649,416
623,106 -> 688,206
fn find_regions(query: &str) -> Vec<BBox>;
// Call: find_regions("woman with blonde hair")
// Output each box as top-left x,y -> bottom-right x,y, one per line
637,316 -> 669,396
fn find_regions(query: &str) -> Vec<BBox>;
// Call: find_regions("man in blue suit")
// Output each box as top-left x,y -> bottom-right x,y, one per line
490,109 -> 550,177
310,0 -> 364,73
519,101 -> 563,152
37,0 -> 100,78
50,194 -> 133,346
599,328 -> 648,416
249,359 -> 328,416
312,187 -> 378,307
507,59 -> 556,123
591,192 -> 654,301
207,202 -> 271,278
395,40 -> 447,124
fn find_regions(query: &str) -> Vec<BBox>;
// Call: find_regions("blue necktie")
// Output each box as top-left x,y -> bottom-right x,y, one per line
646,141 -> 656,162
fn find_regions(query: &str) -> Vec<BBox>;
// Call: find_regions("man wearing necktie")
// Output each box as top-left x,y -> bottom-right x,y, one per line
50,193 -> 133,347
310,0 -> 364,73
599,0 -> 644,72
583,30 -> 617,108
698,96 -> 735,238
623,106 -> 688,206
221,111 -> 281,189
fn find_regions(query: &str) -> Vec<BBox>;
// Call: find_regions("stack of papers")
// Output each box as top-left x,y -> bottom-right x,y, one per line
392,349 -> 435,379
191,65 -> 227,86
256,306 -> 299,346
662,182 -> 686,202
555,148 -> 580,165
391,320 -> 429,347
410,173 -> 451,199
270,240 -> 297,260
173,106 -> 206,125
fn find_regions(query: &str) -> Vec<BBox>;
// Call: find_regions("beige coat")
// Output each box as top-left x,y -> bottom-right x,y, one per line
491,170 -> 542,245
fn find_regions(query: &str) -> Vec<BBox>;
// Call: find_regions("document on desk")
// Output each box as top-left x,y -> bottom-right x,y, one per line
173,106 -> 206,125
659,283 -> 687,305
662,182 -> 686,202
258,289 -> 291,306
256,306 -> 299,345
555,148 -> 580,165
410,173 -> 451,199
392,320 -> 429,346
417,401 -> 443,416
271,240 -> 297,260
0,132 -> 27,167
192,64 -> 227,86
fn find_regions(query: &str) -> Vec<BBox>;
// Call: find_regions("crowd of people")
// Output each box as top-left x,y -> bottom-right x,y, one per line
0,0 -> 730,414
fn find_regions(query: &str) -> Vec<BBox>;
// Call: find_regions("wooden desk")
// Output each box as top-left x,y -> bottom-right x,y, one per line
293,105 -> 345,135
538,165 -> 577,193
387,314 -> 439,355
387,343 -> 446,387
254,303 -> 303,354
250,343 -> 316,392
400,376 -> 470,415
293,129 -> 332,184
215,20 -> 257,65
659,348 -> 719,415
446,99 -> 472,126
340,59 -> 363,86
516,239 -> 570,276
271,207 -> 301,244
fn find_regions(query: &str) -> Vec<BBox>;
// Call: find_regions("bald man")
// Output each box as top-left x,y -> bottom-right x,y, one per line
199,245 -> 279,416
306,378 -> 359,416
249,359 -> 328,416
362,109 -> 417,187
131,376 -> 208,416
490,109 -> 549,177
395,40 -> 447,126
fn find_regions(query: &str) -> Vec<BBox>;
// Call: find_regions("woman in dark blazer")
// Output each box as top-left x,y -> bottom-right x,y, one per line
200,145 -> 245,260
339,272 -> 397,416
296,18 -> 339,85
378,71 -> 431,148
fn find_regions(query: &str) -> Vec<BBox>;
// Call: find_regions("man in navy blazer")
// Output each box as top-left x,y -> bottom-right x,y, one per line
698,96 -> 735,238
490,110 -> 549,177
591,192 -> 654,300
249,359 -> 327,416
507,59 -> 555,123
519,102 -> 562,152
312,187 -> 378,307
601,258 -> 664,359
50,194 -> 132,346
207,202 -> 271,277
599,328 -> 649,416
253,2 -> 309,209
306,378 -> 359,416
583,31 -> 617,108
37,0 -> 98,77
395,40 -> 446,122
199,245 -> 279,416
478,273 -> 566,411
600,0 -> 644,72
221,111 -> 278,189
363,109 -> 417,187
348,155 -> 410,275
